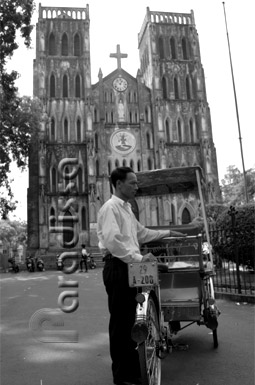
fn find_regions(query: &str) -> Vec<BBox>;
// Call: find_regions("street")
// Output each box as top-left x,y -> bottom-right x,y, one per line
1,269 -> 254,385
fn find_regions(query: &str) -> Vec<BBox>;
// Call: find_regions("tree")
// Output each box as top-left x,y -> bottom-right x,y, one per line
0,0 -> 38,218
221,165 -> 255,204
0,219 -> 27,245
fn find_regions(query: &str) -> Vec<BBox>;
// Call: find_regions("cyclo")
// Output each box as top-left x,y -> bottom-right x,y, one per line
128,166 -> 220,385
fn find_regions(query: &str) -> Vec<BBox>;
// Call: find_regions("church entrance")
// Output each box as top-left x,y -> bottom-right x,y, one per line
63,210 -> 74,248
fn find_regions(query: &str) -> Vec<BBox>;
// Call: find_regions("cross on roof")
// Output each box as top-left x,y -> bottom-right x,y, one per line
110,44 -> 128,70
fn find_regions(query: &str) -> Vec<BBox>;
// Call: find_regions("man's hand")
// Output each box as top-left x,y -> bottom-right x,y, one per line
141,253 -> 157,262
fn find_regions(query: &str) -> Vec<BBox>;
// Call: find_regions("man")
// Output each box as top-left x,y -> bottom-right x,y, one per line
97,167 -> 185,385
80,244 -> 89,273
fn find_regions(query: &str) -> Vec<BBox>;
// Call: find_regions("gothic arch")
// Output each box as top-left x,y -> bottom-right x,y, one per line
50,167 -> 57,193
49,32 -> 56,55
108,160 -> 112,175
165,118 -> 171,142
174,76 -> 179,99
63,118 -> 69,142
158,36 -> 164,59
178,202 -> 195,225
75,74 -> 81,97
81,206 -> 87,230
182,37 -> 189,60
73,33 -> 81,56
49,206 -> 56,227
137,159 -> 141,172
186,75 -> 192,100
76,117 -> 81,142
162,76 -> 168,99
49,73 -> 56,97
63,74 -> 68,97
177,118 -> 183,142
61,33 -> 68,56
63,210 -> 75,248
170,36 -> 177,59
50,117 -> 56,141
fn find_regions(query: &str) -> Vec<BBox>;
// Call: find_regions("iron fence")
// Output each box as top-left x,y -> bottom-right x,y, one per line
205,206 -> 255,296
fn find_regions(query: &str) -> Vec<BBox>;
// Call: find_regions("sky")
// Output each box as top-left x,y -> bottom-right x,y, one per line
6,0 -> 255,221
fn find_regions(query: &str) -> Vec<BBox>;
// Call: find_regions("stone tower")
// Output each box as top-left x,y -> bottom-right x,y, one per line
27,5 -> 221,257
28,4 -> 92,255
138,8 -> 220,204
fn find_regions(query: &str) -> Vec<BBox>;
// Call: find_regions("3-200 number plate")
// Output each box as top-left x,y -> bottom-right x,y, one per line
128,262 -> 158,287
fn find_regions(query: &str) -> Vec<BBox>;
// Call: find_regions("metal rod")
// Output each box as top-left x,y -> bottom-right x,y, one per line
222,2 -> 249,203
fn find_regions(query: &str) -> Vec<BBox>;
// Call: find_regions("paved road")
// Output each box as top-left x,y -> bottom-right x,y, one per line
1,269 -> 254,385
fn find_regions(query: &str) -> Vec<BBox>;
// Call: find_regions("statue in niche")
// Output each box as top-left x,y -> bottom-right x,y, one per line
118,99 -> 125,122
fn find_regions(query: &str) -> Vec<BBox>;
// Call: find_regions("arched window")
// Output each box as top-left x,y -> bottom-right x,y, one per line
174,77 -> 179,99
77,118 -> 81,142
182,37 -> 189,60
108,160 -> 112,176
63,75 -> 68,97
129,112 -> 132,123
115,159 -> 119,168
130,159 -> 134,170
159,36 -> 164,59
50,74 -> 55,97
75,75 -> 81,97
145,107 -> 149,123
137,160 -> 141,172
61,33 -> 68,56
148,158 -> 152,170
182,208 -> 191,224
50,207 -> 56,227
123,159 -> 127,167
64,119 -> 68,142
63,210 -> 74,248
177,119 -> 182,142
170,37 -> 176,59
51,168 -> 57,193
165,119 -> 170,142
146,132 -> 151,149
95,133 -> 98,152
50,118 -> 55,141
186,76 -> 191,100
74,33 -> 81,56
78,167 -> 82,192
81,207 -> 87,230
171,204 -> 176,225
189,119 -> 194,143
49,33 -> 56,55
162,77 -> 167,99
111,111 -> 114,123
96,160 -> 99,176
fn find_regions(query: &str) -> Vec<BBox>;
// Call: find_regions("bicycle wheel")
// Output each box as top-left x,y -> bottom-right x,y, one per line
138,296 -> 161,385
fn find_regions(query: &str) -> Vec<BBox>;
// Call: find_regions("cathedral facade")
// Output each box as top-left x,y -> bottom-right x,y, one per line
27,5 -> 221,255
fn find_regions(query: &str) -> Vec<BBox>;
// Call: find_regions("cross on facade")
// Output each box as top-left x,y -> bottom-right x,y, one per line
110,44 -> 128,70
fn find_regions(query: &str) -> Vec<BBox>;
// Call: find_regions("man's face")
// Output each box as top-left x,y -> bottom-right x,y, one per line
117,172 -> 138,202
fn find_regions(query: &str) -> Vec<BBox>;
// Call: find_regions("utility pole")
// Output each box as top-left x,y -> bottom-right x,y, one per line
222,2 -> 249,203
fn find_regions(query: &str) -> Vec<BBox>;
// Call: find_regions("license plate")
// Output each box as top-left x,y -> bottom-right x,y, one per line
128,262 -> 158,287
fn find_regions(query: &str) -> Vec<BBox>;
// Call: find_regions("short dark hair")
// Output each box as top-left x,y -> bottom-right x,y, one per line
110,167 -> 134,188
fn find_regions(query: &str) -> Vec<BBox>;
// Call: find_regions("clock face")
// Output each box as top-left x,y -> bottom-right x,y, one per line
113,77 -> 128,92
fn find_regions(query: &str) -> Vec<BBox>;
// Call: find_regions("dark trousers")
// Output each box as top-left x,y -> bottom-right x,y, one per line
80,258 -> 88,271
103,258 -> 141,384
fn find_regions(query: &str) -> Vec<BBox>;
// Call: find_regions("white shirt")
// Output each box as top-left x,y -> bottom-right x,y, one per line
97,195 -> 170,263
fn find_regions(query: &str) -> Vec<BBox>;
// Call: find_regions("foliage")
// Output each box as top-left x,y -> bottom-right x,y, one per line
221,165 -> 255,205
0,219 -> 27,245
210,204 -> 255,268
0,0 -> 39,218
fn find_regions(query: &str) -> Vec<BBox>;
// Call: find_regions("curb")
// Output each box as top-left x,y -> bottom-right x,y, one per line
215,291 -> 255,304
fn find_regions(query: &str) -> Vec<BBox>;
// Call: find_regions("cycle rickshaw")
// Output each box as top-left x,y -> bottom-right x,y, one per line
128,166 -> 220,385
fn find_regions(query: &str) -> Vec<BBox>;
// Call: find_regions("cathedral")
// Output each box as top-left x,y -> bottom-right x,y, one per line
27,4 -> 221,256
